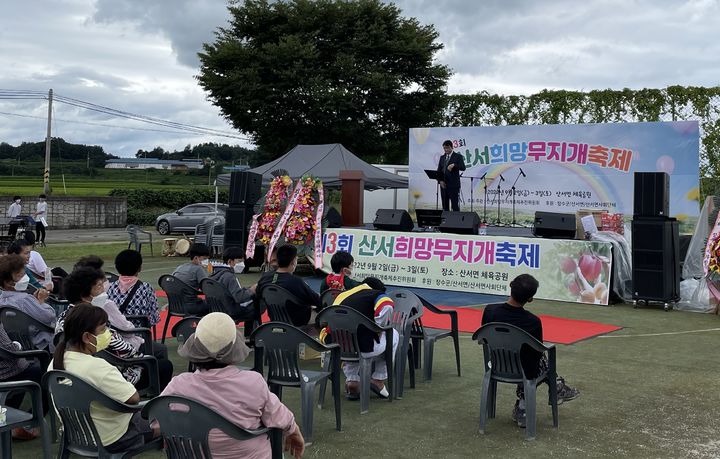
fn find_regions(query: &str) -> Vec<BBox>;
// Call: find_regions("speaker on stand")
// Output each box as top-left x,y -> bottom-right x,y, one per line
631,171 -> 679,310
439,211 -> 480,235
224,171 -> 263,255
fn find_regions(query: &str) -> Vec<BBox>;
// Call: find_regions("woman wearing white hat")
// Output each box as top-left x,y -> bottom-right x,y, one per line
157,313 -> 305,458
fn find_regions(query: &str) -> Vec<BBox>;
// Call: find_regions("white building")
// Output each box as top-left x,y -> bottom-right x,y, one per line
105,158 -> 204,170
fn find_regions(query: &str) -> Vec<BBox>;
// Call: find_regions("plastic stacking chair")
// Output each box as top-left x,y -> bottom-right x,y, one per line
251,322 -> 341,444
386,289 -> 424,398
319,289 -> 341,310
316,306 -> 393,414
0,381 -> 51,459
98,350 -> 161,398
141,395 -> 281,459
104,271 -> 120,283
171,316 -> 202,372
158,275 -> 198,344
195,217 -> 225,256
200,278 -> 260,333
0,306 -> 54,353
472,322 -> 559,440
43,370 -> 163,458
412,293 -> 461,381
258,284 -> 307,326
126,224 -> 154,256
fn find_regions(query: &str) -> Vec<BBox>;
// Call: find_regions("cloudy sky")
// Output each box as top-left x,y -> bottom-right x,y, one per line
0,0 -> 718,158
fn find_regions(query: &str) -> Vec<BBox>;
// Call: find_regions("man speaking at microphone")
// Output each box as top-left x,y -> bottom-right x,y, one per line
436,140 -> 466,211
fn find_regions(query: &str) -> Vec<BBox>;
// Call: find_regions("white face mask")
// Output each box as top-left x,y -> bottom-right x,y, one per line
91,292 -> 109,307
14,274 -> 30,292
233,261 -> 245,273
200,259 -> 209,267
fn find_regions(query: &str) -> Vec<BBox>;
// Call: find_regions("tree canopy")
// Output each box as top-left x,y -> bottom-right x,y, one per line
197,0 -> 450,164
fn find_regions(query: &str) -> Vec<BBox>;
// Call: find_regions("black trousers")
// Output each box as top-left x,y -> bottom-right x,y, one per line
35,222 -> 46,243
441,186 -> 460,211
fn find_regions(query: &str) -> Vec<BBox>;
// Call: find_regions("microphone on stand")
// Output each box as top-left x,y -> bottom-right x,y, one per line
519,168 -> 526,177
499,174 -> 505,182
479,172 -> 487,180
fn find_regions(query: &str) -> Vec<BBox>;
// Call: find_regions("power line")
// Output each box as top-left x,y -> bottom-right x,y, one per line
0,89 -> 251,141
0,110 -> 236,136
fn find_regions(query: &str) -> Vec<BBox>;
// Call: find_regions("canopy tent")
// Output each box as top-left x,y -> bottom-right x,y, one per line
216,143 -> 408,190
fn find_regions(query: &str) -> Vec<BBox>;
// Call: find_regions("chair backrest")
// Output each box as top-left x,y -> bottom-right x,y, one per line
126,225 -> 140,243
200,278 -> 236,315
159,275 -> 197,315
258,284 -> 303,324
320,289 -> 342,311
142,396 -> 270,459
105,271 -> 120,283
43,370 -> 138,456
386,289 -> 424,334
316,306 -> 383,361
171,317 -> 202,345
252,322 -> 325,386
472,322 -> 548,381
0,306 -> 53,351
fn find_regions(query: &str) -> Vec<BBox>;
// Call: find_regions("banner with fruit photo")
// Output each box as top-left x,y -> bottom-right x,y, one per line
321,228 -> 614,305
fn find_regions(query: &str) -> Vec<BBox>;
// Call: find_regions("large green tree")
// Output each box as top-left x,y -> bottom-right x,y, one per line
198,0 -> 450,164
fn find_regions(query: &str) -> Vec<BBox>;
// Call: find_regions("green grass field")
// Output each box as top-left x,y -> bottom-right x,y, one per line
0,169 -> 213,196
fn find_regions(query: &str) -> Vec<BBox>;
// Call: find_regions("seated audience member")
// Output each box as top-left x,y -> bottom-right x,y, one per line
0,321 -> 48,440
320,277 -> 398,400
320,251 -> 361,293
106,250 -> 161,328
158,312 -> 304,459
481,274 -> 580,428
16,232 -> 52,285
6,239 -> 50,291
58,267 -> 173,390
0,254 -> 55,349
208,247 -> 260,323
51,304 -> 159,452
171,243 -> 210,315
256,244 -> 320,327
268,247 -> 279,271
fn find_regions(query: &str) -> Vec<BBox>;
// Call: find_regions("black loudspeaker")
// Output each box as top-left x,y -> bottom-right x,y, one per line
373,209 -> 414,232
229,171 -> 262,206
439,211 -> 480,235
634,172 -> 669,218
632,218 -> 680,302
224,205 -> 254,249
532,211 -> 576,239
324,207 -> 343,228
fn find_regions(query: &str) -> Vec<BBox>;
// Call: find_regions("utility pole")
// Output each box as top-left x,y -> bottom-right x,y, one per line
43,89 -> 53,195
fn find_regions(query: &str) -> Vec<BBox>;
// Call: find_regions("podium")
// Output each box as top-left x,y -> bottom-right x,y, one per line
424,169 -> 441,210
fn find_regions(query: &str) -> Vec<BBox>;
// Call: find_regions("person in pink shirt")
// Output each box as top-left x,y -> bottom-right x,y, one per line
157,312 -> 304,459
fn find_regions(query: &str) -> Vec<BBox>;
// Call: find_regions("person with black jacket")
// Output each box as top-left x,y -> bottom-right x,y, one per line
208,247 -> 259,323
436,139 -> 466,211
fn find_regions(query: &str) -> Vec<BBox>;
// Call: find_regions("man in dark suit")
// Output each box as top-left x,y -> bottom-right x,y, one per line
436,140 -> 466,211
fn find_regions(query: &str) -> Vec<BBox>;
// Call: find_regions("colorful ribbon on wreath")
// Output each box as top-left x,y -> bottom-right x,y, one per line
313,183 -> 324,268
267,179 -> 304,262
245,213 -> 261,259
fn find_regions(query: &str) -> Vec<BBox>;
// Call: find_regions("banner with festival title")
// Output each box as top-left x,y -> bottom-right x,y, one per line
322,228 -> 614,305
408,122 -> 700,227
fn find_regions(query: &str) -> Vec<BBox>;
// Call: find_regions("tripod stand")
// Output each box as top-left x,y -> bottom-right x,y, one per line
489,174 -> 505,226
505,168 -> 527,227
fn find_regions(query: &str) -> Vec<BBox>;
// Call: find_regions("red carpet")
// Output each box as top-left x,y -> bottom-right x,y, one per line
155,291 -> 620,344
422,306 -> 621,345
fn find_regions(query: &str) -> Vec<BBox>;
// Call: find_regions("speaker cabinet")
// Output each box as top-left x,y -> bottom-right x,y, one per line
224,205 -> 254,249
373,209 -> 414,232
634,172 -> 669,218
632,218 -> 680,302
532,212 -> 576,239
324,207 -> 343,228
439,211 -> 480,235
229,171 -> 262,206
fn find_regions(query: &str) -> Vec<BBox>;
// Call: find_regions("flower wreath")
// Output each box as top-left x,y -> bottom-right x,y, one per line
246,175 -> 292,258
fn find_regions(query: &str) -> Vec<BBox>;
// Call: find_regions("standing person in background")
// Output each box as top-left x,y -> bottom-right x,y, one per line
34,194 -> 47,245
7,195 -> 22,237
436,140 -> 466,211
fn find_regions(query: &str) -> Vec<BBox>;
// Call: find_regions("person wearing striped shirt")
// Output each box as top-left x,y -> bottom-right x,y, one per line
319,277 -> 398,400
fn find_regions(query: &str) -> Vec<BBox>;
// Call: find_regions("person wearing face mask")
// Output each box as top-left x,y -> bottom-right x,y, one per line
56,267 -> 173,390
171,243 -> 210,315
256,244 -> 320,327
33,194 -> 48,245
7,195 -> 22,238
320,251 -> 361,293
207,247 -> 259,323
50,303 -> 160,453
0,254 -> 56,349
6,239 -> 51,292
